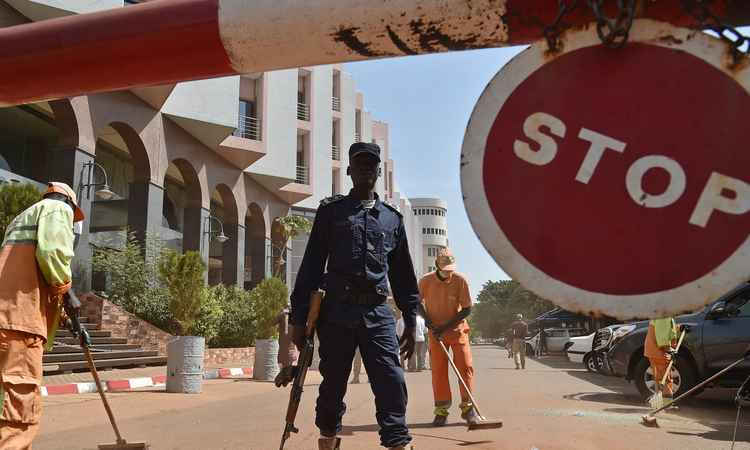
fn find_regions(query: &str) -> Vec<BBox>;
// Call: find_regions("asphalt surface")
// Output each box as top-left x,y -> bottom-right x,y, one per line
35,345 -> 750,449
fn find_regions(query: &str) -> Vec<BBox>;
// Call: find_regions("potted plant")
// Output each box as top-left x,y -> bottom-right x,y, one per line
250,277 -> 289,381
160,250 -> 207,393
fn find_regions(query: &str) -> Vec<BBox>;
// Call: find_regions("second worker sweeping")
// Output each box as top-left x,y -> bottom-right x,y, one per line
419,248 -> 478,426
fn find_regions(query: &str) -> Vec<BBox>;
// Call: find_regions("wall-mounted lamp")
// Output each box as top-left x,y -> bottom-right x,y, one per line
205,215 -> 229,243
79,161 -> 116,201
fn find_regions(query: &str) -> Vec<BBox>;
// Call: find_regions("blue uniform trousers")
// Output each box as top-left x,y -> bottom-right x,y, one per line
315,314 -> 411,448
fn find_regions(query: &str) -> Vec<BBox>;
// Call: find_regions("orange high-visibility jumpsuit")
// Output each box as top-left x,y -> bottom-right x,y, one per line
644,318 -> 678,397
0,196 -> 77,449
420,271 -> 474,416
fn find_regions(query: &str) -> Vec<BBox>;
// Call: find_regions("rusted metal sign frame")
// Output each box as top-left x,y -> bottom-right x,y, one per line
460,19 -> 750,320
0,0 -> 747,106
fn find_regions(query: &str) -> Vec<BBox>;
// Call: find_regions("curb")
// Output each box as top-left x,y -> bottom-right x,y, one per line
42,367 -> 253,396
204,367 -> 253,380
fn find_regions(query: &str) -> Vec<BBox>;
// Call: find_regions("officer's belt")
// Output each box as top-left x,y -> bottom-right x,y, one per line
338,292 -> 387,306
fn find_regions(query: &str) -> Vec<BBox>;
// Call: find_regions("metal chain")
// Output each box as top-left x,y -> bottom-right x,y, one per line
544,0 -> 579,52
680,0 -> 749,59
587,0 -> 637,48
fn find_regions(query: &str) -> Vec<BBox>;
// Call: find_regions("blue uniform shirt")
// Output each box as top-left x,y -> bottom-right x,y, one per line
290,192 -> 420,329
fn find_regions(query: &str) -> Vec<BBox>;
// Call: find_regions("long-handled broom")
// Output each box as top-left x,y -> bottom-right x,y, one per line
83,345 -> 150,449
436,339 -> 503,431
648,329 -> 686,410
67,305 -> 149,449
642,345 -> 750,427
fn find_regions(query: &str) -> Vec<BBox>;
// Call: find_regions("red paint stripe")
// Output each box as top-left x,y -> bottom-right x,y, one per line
152,375 -> 167,384
218,368 -> 232,378
106,380 -> 132,391
45,384 -> 78,395
0,0 -> 233,106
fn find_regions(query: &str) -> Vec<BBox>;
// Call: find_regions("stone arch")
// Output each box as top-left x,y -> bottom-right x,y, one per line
89,121 -> 153,255
161,158 -> 204,254
208,183 -> 241,286
0,100 -> 78,184
108,122 -> 150,183
49,99 -> 79,150
271,217 -> 286,282
245,203 -> 267,289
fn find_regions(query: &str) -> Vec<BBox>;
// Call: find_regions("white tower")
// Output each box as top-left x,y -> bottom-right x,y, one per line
409,198 -> 448,275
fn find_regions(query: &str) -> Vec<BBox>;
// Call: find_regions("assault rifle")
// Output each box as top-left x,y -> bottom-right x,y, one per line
278,289 -> 325,450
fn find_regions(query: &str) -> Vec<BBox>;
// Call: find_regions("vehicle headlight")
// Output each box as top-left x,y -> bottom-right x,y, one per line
612,324 -> 636,340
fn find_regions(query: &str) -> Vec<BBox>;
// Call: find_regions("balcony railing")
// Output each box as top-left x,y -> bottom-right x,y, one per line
332,145 -> 341,161
297,103 -> 310,121
234,115 -> 261,141
354,132 -> 361,143
332,96 -> 341,112
296,165 -> 309,184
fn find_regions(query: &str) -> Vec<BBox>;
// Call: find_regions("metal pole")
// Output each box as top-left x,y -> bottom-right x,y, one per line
0,0 -> 746,107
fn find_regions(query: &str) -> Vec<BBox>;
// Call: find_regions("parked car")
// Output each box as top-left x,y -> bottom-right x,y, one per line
565,333 -> 595,368
607,282 -> 750,400
527,327 -> 589,356
566,325 -> 626,373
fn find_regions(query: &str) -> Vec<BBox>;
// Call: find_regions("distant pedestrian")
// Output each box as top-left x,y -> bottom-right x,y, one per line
351,349 -> 364,384
396,314 -> 428,372
510,314 -> 528,369
415,314 -> 428,371
539,328 -> 548,356
505,328 -> 515,359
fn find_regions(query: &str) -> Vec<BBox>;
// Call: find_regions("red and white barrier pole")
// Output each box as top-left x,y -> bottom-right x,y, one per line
0,0 -> 745,107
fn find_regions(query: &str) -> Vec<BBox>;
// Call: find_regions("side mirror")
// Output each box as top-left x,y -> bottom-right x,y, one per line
708,302 -> 727,319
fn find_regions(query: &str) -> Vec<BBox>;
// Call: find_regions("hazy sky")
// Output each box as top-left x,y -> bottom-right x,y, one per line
345,47 -> 525,299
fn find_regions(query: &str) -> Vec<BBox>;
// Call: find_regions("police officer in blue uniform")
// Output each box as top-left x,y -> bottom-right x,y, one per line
291,142 -> 419,450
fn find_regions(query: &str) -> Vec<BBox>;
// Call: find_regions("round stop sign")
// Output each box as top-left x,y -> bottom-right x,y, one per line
461,20 -> 750,319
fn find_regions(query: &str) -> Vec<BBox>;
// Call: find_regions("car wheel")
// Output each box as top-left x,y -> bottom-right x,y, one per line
634,355 -> 697,401
584,353 -> 597,372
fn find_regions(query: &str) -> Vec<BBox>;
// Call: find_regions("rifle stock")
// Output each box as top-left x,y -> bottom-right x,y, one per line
279,290 -> 324,450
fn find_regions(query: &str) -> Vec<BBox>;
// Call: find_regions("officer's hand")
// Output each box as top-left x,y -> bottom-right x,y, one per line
399,326 -> 415,361
292,325 -> 306,352
274,365 -> 299,388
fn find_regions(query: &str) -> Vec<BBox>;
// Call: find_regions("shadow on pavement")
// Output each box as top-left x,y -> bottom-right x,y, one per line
340,422 -> 466,436
535,355 -> 750,445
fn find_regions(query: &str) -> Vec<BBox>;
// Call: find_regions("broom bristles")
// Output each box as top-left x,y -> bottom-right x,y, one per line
649,391 -> 664,410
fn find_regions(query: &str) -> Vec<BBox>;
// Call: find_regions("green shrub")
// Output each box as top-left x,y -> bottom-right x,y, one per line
0,183 -> 42,238
250,277 -> 288,340
190,285 -> 224,343
91,232 -> 173,331
204,284 -> 257,348
159,250 -> 206,335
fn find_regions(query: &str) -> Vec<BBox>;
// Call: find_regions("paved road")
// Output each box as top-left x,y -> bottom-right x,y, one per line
36,345 -> 750,449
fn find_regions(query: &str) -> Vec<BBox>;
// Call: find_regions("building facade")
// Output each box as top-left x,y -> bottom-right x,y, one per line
0,0 -> 433,296
409,198 -> 449,274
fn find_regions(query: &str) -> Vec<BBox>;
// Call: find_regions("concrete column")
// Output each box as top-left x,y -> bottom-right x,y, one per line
48,146 -> 95,292
245,229 -> 266,288
184,206 -> 211,273
128,181 -> 164,259
222,223 -> 245,287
